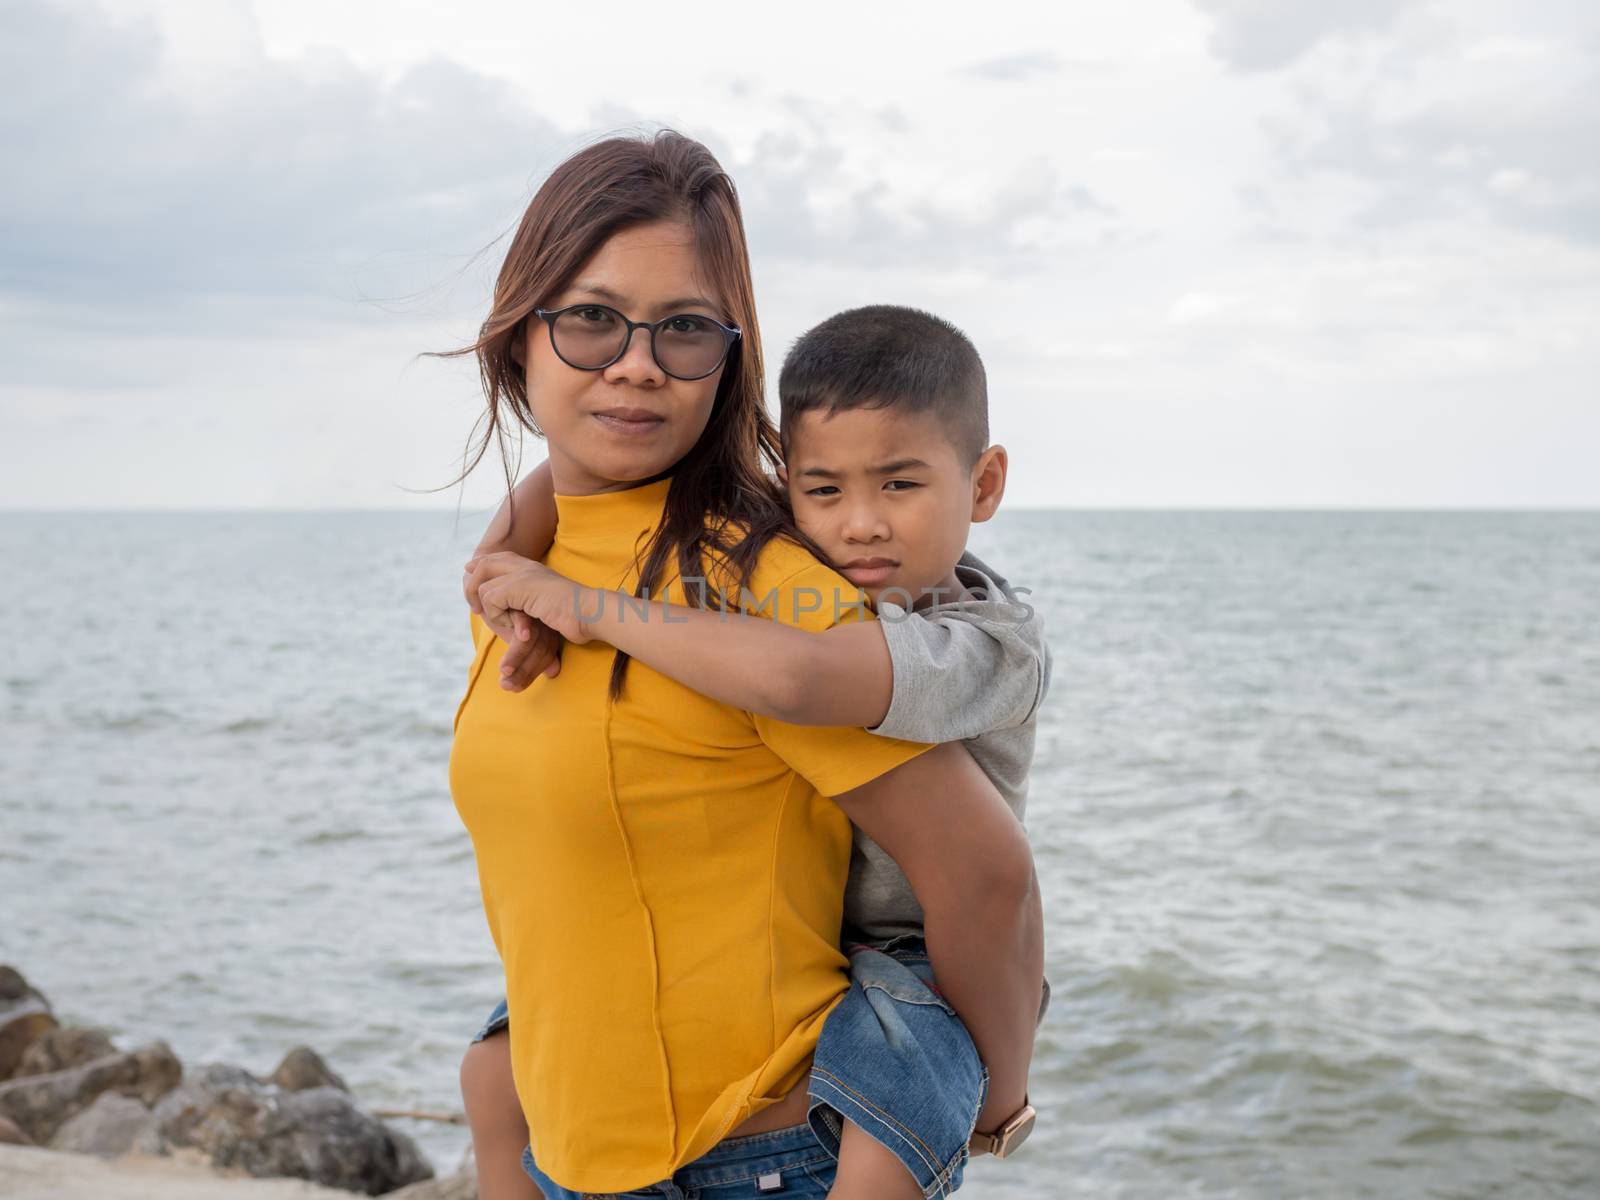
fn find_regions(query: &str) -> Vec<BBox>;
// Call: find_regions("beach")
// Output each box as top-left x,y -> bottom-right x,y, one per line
0,1142 -> 371,1200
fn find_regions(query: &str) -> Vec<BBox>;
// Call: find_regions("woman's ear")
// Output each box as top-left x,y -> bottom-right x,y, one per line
509,325 -> 525,368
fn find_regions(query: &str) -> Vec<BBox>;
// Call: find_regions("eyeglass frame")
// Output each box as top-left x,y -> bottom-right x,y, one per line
530,303 -> 742,382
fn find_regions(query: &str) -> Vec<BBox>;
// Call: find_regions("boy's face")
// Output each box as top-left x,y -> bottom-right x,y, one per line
778,406 -> 1005,610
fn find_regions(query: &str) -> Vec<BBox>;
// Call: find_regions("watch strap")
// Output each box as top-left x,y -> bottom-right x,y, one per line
968,1093 -> 1033,1157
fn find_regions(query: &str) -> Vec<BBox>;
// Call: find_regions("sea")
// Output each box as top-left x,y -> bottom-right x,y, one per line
2,509 -> 1597,1199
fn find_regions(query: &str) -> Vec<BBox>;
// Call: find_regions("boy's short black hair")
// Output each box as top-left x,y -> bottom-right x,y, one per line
778,305 -> 988,471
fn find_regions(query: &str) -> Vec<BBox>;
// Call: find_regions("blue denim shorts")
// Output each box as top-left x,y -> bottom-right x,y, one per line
806,934 -> 989,1198
470,995 -> 509,1044
521,1121 -> 836,1198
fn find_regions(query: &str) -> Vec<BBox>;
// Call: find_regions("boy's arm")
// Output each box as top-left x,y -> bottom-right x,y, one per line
589,595 -> 896,726
828,740 -> 1043,1137
472,554 -> 898,720
607,579 -> 1052,735
868,609 -> 1047,741
474,458 -> 558,560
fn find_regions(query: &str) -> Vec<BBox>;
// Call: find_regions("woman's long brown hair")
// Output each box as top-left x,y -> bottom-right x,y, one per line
426,129 -> 832,701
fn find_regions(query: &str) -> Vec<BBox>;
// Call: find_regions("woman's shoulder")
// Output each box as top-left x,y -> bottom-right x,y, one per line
697,522 -> 869,633
749,535 -> 848,590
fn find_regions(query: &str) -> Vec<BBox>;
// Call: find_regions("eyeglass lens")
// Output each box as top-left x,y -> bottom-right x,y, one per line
551,306 -> 729,378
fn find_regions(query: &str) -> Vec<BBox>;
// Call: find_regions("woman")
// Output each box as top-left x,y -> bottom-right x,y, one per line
442,130 -> 1035,1199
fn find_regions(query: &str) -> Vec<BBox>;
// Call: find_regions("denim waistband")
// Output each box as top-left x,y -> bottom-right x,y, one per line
665,1120 -> 831,1189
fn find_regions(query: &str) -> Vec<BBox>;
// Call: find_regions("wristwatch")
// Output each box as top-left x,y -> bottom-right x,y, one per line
968,1094 -> 1036,1158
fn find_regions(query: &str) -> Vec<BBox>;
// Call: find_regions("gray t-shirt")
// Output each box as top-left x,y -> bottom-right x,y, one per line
845,548 -> 1052,944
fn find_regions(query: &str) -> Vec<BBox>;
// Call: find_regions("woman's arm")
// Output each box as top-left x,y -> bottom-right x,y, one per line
469,555 -> 896,724
474,458 -> 558,560
460,460 -> 560,684
827,741 -> 1044,1140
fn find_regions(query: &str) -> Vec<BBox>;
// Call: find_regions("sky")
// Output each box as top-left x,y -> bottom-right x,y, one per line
3,0 -> 1597,510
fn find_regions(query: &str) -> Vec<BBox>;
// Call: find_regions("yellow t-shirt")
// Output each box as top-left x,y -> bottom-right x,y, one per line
448,473 -> 935,1193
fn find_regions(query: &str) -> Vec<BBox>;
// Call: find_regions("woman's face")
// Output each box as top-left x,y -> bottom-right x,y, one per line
517,220 -> 728,496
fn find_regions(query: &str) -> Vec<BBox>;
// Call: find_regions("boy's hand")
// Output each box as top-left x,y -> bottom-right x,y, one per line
462,551 -> 562,688
465,552 -> 594,644
463,553 -> 599,690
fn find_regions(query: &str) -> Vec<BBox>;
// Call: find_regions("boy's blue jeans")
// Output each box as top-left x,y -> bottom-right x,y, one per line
474,934 -> 1005,1198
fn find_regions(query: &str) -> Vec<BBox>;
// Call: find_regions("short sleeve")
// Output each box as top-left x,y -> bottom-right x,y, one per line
867,607 -> 1045,742
745,559 -> 936,796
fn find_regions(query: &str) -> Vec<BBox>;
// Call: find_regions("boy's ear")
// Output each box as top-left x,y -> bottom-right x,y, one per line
970,444 -> 1007,523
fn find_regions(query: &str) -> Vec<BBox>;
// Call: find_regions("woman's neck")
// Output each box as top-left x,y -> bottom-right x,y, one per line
548,448 -> 677,497
549,471 -> 676,545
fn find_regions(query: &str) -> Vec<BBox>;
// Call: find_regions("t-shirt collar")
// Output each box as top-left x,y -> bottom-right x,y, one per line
551,472 -> 675,544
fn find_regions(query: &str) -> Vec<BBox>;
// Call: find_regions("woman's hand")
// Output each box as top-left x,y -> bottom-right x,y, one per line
499,619 -> 563,689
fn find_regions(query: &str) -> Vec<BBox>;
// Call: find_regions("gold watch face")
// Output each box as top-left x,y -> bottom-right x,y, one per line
994,1106 -> 1037,1158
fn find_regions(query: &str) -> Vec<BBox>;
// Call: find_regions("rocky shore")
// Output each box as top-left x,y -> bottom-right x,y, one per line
0,966 -> 477,1198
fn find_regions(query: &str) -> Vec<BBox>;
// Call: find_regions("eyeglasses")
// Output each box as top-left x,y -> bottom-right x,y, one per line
532,304 -> 741,381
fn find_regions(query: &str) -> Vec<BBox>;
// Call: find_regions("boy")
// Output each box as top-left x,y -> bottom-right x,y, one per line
461,305 -> 1051,1198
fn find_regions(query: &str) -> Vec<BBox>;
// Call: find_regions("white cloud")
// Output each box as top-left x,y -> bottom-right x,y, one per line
961,52 -> 1070,82
2,0 -> 1597,508
1241,4 -> 1600,244
0,0 -> 567,322
1192,0 -> 1425,72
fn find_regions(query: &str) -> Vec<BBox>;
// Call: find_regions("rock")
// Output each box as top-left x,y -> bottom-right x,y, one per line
50,1091 -> 158,1157
380,1141 -> 475,1200
0,966 -> 59,1082
149,1061 -> 434,1194
0,966 -> 36,1002
269,1045 -> 349,1093
0,1040 -> 181,1145
0,1113 -> 33,1145
14,1026 -> 120,1078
